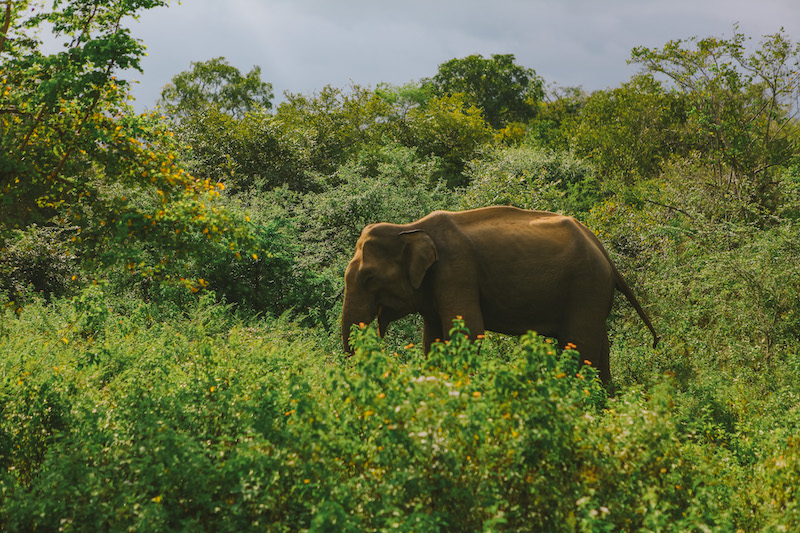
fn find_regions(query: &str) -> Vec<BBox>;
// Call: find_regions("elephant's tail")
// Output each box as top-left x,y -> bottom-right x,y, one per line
575,220 -> 660,349
613,266 -> 660,349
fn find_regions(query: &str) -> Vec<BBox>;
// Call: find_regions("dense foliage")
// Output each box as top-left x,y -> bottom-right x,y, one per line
2,4 -> 800,530
158,56 -> 274,119
428,53 -> 544,129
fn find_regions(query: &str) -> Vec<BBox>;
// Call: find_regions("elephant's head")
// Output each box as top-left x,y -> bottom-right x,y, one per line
342,223 -> 438,353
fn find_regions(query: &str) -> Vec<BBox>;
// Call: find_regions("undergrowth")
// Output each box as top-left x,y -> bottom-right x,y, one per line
2,298 -> 800,531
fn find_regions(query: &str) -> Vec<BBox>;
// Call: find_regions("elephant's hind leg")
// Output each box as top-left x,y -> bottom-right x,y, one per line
562,324 -> 612,386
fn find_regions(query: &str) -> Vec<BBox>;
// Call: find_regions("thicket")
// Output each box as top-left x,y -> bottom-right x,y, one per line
2,2 -> 800,530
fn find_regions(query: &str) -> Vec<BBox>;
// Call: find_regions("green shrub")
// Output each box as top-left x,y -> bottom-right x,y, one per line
172,106 -> 321,194
0,299 -> 330,531
2,296 -> 800,531
0,224 -> 79,306
298,144 -> 454,262
325,320 -> 607,530
200,217 -> 334,322
461,145 -> 601,214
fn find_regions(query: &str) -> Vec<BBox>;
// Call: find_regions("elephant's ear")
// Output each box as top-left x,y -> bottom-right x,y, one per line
400,230 -> 438,289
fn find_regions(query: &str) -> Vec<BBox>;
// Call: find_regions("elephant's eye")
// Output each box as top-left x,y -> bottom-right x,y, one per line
366,275 -> 383,290
360,268 -> 377,287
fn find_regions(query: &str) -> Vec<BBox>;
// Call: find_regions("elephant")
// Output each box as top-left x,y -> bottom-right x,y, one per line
341,206 -> 659,384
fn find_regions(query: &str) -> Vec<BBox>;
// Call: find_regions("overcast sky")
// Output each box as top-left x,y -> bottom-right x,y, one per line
126,0 -> 800,112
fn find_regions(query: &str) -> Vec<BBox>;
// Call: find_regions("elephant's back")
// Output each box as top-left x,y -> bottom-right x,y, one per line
420,206 -> 607,278
450,207 -> 581,251
456,207 -> 614,296
445,205 -> 561,226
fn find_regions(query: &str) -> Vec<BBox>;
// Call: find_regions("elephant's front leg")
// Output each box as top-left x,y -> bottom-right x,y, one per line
455,312 -> 485,344
422,318 -> 444,354
439,305 -> 485,346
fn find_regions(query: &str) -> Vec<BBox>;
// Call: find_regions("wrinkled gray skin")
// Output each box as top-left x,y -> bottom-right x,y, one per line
342,206 -> 659,384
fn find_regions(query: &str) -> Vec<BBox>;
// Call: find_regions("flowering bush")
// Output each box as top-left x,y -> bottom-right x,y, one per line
1,306 -> 768,532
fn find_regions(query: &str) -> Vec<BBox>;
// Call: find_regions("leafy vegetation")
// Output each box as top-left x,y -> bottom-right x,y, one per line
2,5 -> 800,530
158,56 -> 274,119
428,53 -> 544,129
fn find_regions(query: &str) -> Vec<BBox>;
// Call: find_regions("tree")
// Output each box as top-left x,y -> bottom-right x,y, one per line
429,53 -> 544,129
273,85 -> 397,179
528,85 -> 587,150
1,0 -> 176,233
569,75 -> 686,183
375,80 -> 435,118
158,57 -> 273,119
404,93 -> 494,187
173,106 -> 316,193
0,0 -> 253,301
630,27 -> 800,211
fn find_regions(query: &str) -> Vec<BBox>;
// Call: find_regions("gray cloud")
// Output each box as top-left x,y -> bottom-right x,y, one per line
126,0 -> 800,112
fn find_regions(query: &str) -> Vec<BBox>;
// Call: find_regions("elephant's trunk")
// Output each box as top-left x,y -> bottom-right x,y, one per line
342,317 -> 356,354
341,296 -> 377,354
